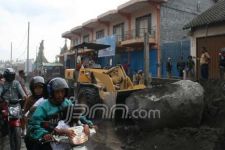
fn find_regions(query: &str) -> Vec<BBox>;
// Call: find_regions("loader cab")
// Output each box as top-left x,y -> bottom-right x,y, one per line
65,42 -> 110,96
72,42 -> 110,70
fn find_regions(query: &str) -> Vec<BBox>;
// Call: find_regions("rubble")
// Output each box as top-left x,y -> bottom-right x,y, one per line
118,126 -> 225,150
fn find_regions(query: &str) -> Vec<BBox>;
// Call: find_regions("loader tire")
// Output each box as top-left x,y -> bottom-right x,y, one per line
78,87 -> 101,119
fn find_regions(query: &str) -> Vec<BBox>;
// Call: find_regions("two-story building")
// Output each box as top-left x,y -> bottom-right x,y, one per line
59,0 -> 214,77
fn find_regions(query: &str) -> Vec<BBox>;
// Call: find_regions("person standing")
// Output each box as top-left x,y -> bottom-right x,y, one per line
166,57 -> 172,79
177,57 -> 186,78
186,56 -> 195,80
16,70 -> 29,96
200,47 -> 210,80
219,50 -> 225,80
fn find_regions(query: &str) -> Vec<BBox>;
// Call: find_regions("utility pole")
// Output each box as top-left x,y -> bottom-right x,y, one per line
144,32 -> 150,86
35,46 -> 38,71
10,42 -> 12,67
27,22 -> 30,75
74,48 -> 78,70
74,48 -> 78,100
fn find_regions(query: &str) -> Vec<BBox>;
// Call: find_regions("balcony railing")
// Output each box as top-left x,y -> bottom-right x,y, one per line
67,27 -> 156,49
115,27 -> 156,42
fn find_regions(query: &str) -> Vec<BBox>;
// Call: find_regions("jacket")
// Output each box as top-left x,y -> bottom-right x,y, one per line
28,98 -> 72,140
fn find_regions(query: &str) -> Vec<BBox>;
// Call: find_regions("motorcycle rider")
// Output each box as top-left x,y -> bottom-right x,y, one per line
0,68 -> 27,101
23,76 -> 47,115
0,68 -> 27,149
24,76 -> 47,150
27,77 -> 76,150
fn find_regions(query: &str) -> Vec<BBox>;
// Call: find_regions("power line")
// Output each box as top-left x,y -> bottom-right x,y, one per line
14,30 -> 27,51
16,48 -> 26,60
13,29 -> 27,61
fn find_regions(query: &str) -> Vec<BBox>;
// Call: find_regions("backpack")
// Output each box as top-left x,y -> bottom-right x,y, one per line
0,81 -> 22,101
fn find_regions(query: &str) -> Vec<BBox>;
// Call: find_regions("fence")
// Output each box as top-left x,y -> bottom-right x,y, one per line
161,40 -> 190,78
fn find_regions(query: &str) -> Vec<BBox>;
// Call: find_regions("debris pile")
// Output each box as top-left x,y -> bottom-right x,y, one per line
120,80 -> 225,150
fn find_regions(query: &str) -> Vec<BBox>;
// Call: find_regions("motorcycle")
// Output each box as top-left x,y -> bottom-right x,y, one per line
1,99 -> 23,150
0,101 -> 8,137
40,121 -> 96,150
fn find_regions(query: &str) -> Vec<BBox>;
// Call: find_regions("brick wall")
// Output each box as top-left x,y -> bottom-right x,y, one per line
160,0 -> 215,43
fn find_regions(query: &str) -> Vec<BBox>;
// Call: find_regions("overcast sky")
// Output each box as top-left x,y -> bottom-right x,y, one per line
0,0 -> 129,62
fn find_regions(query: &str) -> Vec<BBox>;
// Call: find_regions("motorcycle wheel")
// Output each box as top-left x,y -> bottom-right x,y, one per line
9,126 -> 21,150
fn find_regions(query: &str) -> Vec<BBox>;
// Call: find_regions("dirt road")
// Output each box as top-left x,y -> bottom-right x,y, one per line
0,135 -> 26,150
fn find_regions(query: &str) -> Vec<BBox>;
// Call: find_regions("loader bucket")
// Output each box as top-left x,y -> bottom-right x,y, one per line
115,88 -> 145,121
116,84 -> 146,104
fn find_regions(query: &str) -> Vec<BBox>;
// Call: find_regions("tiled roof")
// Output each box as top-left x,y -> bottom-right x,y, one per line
183,0 -> 225,29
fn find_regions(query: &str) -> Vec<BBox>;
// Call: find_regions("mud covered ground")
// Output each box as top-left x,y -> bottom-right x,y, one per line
116,80 -> 225,150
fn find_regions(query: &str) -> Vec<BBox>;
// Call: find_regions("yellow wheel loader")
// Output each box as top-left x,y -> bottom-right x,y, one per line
65,42 -> 145,115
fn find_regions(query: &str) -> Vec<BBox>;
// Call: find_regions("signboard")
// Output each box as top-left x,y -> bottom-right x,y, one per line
97,35 -> 116,57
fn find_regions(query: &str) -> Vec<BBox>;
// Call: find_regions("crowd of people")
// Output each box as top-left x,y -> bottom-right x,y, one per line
166,46 -> 225,80
0,68 -> 94,150
166,55 -> 195,80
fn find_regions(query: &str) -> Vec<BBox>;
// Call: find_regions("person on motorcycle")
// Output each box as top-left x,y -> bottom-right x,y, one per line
24,76 -> 47,115
50,107 -> 92,150
27,77 -> 77,150
0,68 -> 27,149
24,76 -> 47,150
0,68 -> 27,101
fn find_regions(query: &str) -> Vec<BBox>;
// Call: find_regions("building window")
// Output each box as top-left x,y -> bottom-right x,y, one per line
72,39 -> 80,46
136,14 -> 152,37
83,35 -> 89,42
96,30 -> 105,39
113,23 -> 124,41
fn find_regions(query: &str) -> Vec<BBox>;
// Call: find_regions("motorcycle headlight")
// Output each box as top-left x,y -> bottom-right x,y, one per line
9,105 -> 20,117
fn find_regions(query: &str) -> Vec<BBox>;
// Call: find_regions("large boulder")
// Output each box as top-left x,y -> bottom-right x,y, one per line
126,80 -> 204,130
